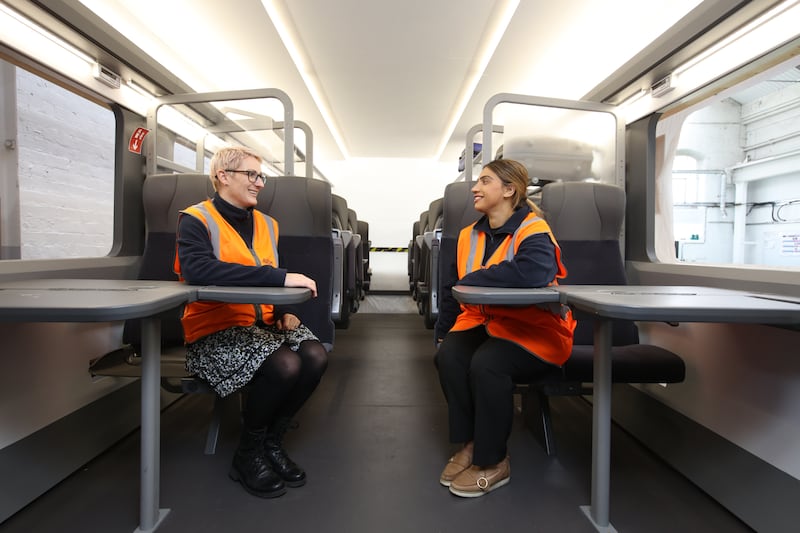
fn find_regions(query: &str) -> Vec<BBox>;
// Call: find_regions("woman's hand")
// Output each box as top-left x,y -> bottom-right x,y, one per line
276,313 -> 301,331
284,272 -> 317,297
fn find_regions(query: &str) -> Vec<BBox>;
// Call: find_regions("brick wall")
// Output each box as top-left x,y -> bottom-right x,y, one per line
16,69 -> 115,259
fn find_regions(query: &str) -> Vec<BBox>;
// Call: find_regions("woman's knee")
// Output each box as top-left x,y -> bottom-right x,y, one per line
469,348 -> 510,382
433,342 -> 452,371
434,338 -> 466,376
299,340 -> 328,374
262,347 -> 302,381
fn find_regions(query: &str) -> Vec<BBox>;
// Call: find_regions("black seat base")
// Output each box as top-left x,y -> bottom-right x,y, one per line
517,343 -> 686,456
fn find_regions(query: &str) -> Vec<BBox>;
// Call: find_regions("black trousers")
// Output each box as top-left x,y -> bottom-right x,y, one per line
434,327 -> 557,466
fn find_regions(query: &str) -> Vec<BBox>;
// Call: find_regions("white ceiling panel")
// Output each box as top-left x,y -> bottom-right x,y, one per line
78,0 -> 707,168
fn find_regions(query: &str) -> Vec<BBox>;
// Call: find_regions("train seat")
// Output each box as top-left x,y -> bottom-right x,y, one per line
432,180 -> 482,332
357,219 -> 371,293
348,208 -> 365,306
409,212 -> 426,298
89,172 -> 225,454
330,193 -> 353,328
258,176 -> 335,348
523,180 -> 686,455
416,197 -> 443,328
91,172 -> 337,454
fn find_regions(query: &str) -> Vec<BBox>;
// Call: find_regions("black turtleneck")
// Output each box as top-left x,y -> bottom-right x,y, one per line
212,193 -> 255,246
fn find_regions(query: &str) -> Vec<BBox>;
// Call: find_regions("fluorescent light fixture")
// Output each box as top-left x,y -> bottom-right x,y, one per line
261,0 -> 350,159
157,105 -> 208,144
1,3 -> 158,117
433,0 -> 520,160
619,0 -> 800,124
617,88 -> 648,108
673,0 -> 800,88
127,79 -> 154,98
0,3 -> 95,65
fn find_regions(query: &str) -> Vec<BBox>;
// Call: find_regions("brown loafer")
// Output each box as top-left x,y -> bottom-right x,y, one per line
439,446 -> 473,487
448,456 -> 510,497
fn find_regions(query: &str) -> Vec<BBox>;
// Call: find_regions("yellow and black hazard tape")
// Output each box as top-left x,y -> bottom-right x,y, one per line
369,247 -> 409,252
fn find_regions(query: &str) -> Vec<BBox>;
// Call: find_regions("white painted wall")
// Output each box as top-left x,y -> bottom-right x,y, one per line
321,157 -> 457,291
16,69 -> 115,259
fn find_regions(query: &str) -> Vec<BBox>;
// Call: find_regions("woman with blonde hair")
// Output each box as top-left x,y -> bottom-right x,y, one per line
175,146 -> 328,498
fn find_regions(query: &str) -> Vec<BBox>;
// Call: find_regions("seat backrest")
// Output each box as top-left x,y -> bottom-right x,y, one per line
329,194 -> 353,326
331,194 -> 349,230
432,181 -> 482,331
124,173 -> 215,349
439,181 -> 482,284
427,197 -> 444,233
347,208 -> 358,234
441,181 -> 481,241
259,176 -> 335,348
540,180 -> 637,346
408,219 -> 419,284
411,211 -> 427,293
357,219 -> 371,291
418,197 -> 443,287
348,208 -> 364,296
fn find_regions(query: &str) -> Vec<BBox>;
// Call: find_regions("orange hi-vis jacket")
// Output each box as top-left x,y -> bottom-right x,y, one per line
452,212 -> 576,366
174,199 -> 280,344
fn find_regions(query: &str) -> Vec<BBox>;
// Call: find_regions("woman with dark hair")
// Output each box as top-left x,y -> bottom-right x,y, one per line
434,159 -> 576,497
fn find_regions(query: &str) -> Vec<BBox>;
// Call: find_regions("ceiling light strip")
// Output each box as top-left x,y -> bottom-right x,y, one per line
433,0 -> 520,160
0,3 -> 95,64
262,0 -> 350,159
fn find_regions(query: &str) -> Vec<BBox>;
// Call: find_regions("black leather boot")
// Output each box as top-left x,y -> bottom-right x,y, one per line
264,418 -> 306,487
229,428 -> 286,498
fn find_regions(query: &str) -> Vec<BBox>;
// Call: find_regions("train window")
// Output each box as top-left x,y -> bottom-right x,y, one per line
2,63 -> 115,260
655,60 -> 800,269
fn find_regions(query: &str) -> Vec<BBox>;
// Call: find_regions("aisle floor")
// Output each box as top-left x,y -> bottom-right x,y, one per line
1,311 -> 752,533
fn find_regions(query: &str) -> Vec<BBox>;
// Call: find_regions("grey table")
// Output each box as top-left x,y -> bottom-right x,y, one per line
452,284 -> 800,532
448,285 -> 562,305
0,279 -> 311,533
197,285 -> 312,304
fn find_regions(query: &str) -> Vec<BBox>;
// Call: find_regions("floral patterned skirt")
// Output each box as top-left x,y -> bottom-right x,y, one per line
185,323 -> 319,397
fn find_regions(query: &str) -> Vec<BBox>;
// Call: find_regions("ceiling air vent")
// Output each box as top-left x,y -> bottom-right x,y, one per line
650,74 -> 675,98
92,62 -> 121,89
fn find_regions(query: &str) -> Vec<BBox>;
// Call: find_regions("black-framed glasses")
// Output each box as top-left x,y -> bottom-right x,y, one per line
225,169 -> 268,185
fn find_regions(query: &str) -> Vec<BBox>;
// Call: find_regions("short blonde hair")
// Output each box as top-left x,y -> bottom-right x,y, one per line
209,146 -> 262,191
483,159 -> 543,216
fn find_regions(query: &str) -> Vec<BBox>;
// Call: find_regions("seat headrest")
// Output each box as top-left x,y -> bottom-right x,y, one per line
258,176 -> 332,237
426,198 -> 444,232
442,181 -> 481,239
347,208 -> 358,233
331,194 -> 349,230
144,173 -> 215,233
540,181 -> 624,241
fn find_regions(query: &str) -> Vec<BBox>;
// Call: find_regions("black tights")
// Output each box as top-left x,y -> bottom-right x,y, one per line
242,340 -> 328,430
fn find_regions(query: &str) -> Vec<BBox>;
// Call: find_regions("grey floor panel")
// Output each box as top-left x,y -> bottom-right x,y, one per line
1,313 -> 751,533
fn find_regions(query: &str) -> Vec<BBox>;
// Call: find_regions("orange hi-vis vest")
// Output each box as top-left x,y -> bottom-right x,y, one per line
452,212 -> 576,366
174,200 -> 280,344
